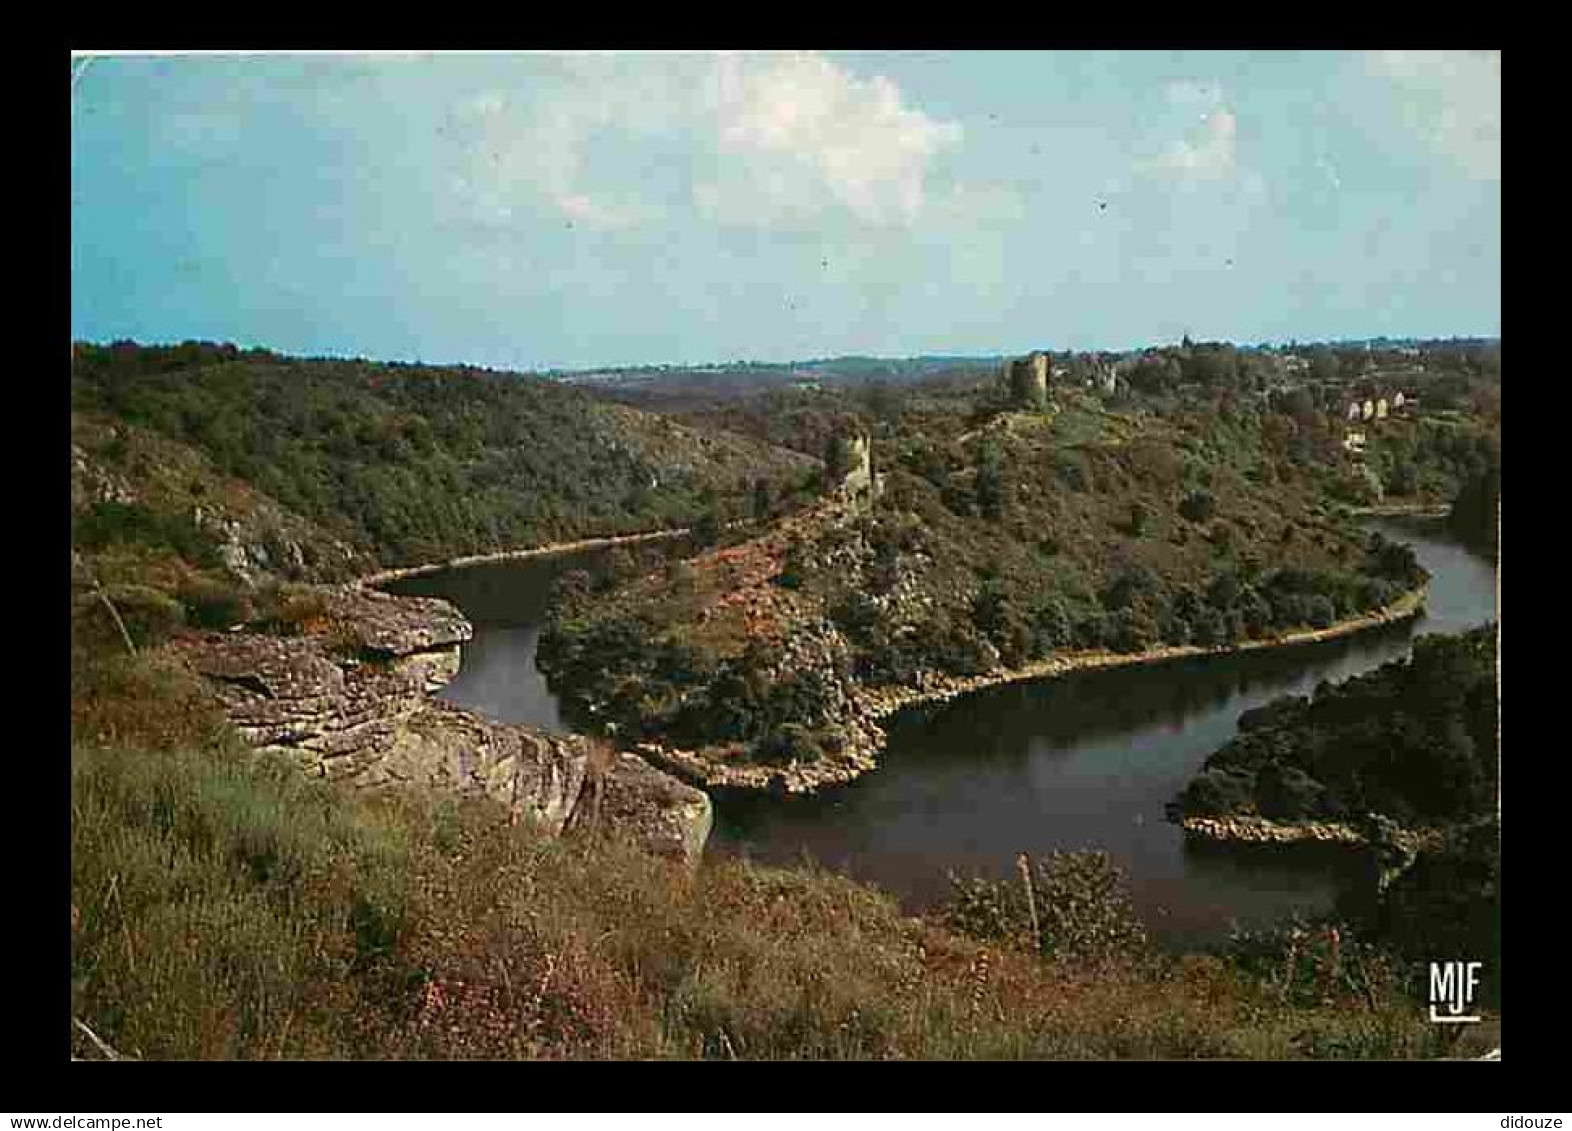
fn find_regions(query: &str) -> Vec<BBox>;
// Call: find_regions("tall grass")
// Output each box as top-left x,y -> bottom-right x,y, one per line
70,648 -> 1494,1059
72,740 -> 409,1058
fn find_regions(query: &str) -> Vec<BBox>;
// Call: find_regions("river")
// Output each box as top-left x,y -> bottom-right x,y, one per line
384,516 -> 1498,950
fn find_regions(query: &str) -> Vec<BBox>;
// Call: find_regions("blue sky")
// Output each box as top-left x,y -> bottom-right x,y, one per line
71,51 -> 1500,370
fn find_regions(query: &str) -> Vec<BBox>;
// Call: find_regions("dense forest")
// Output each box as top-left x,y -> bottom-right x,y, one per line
1173,624 -> 1498,827
71,341 -> 815,569
1448,465 -> 1501,560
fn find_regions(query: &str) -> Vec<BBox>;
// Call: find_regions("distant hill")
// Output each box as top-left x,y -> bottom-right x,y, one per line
558,356 -> 1009,418
71,341 -> 817,569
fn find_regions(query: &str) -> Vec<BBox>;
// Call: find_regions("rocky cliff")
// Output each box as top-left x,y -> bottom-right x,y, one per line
173,584 -> 712,864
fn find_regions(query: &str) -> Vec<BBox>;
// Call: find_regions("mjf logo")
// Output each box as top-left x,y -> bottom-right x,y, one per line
1429,961 -> 1484,1023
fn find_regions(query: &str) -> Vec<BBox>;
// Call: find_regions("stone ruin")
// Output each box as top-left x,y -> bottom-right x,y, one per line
1004,351 -> 1051,409
823,432 -> 879,511
837,433 -> 881,510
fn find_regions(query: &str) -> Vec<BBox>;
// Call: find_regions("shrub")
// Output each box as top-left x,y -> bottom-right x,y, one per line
250,587 -> 333,638
975,462 -> 1006,521
1256,763 -> 1328,820
1028,599 -> 1074,656
943,852 -> 1150,968
1074,610 -> 1110,649
1109,606 -> 1160,653
691,510 -> 723,547
831,591 -> 884,646
549,569 -> 595,616
1123,501 -> 1151,537
1224,917 -> 1404,1013
933,620 -> 994,676
1192,609 -> 1228,648
1178,490 -> 1217,524
1102,565 -> 1160,611
1239,588 -> 1274,639
971,586 -> 1030,666
775,543 -> 809,590
88,584 -> 187,648
1158,608 -> 1192,646
1051,452 -> 1090,492
942,872 -> 1028,944
178,576 -> 252,629
1365,533 -> 1425,587
1206,571 -> 1241,611
74,501 -> 223,569
755,723 -> 827,765
1176,767 -> 1257,816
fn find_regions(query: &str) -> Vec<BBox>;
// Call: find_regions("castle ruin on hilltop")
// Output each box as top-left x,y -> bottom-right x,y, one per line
1003,351 -> 1051,409
833,432 -> 881,511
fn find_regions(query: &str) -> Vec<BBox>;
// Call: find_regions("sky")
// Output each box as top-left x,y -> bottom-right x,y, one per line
70,50 -> 1500,371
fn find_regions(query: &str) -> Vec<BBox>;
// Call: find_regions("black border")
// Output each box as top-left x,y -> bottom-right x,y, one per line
39,37 -> 1542,1102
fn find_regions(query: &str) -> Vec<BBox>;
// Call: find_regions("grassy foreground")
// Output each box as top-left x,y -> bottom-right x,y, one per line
70,648 -> 1492,1060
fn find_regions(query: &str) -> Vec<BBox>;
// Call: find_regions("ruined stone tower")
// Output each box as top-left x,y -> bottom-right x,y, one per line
836,432 -> 881,510
1004,350 -> 1050,410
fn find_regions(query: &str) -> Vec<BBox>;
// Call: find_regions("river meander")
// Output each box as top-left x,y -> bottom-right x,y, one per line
385,516 -> 1497,949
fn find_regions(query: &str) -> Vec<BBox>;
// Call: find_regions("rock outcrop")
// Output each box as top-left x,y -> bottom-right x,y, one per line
173,584 -> 711,864
175,587 -> 470,780
568,749 -> 714,865
376,700 -> 590,835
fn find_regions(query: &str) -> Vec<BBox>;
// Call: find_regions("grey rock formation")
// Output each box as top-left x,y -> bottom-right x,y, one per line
320,586 -> 473,660
176,586 -> 471,778
568,749 -> 714,867
174,584 -> 711,863
376,699 -> 590,836
70,443 -> 138,509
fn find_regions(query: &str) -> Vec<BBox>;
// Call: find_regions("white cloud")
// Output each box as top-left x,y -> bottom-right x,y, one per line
1366,50 -> 1500,180
447,52 -> 963,234
703,52 -> 963,227
450,80 -> 669,232
1145,83 -> 1239,183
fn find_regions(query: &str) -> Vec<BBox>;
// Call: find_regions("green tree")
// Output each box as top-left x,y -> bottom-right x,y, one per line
1178,490 -> 1217,524
975,462 -> 1006,521
824,434 -> 851,483
692,510 -> 722,547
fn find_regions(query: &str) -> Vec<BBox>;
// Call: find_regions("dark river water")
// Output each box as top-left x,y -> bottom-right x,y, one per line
386,517 -> 1498,950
